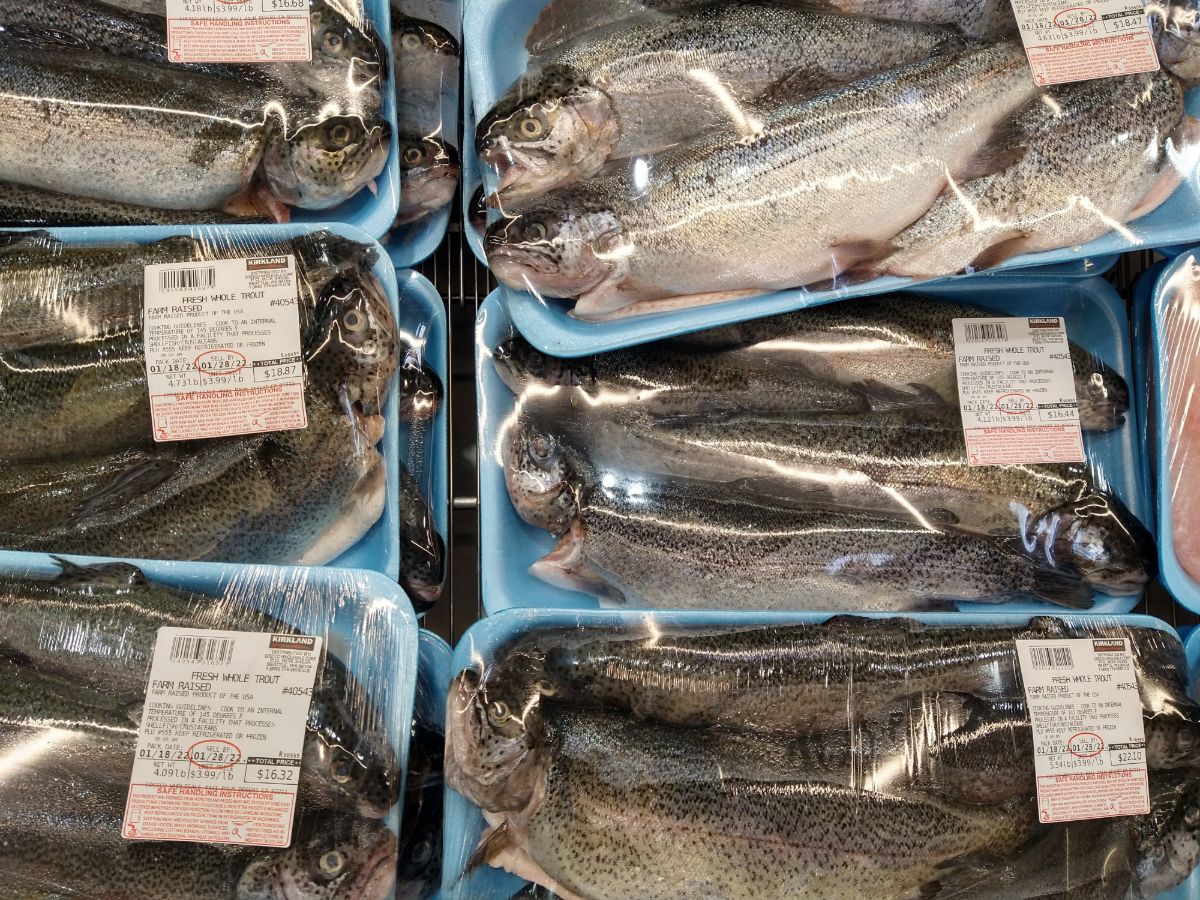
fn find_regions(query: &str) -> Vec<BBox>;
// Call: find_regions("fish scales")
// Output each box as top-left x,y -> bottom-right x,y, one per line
888,71 -> 1188,278
487,43 -> 1039,317
479,1 -> 964,200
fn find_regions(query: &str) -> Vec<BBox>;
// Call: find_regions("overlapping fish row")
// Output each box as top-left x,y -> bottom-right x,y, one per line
445,614 -> 1200,899
0,559 -> 412,899
487,292 -> 1151,613
473,0 -> 1200,321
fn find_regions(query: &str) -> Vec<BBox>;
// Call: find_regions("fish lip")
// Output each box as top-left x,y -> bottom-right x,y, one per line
353,830 -> 400,900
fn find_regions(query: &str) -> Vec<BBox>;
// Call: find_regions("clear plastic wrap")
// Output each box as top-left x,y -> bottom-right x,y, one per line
1149,247 -> 1200,611
0,553 -> 416,899
467,0 -> 1200,348
0,0 -> 397,234
396,630 -> 450,899
0,225 -> 440,584
388,0 -> 462,266
477,277 -> 1154,615
444,608 -> 1200,900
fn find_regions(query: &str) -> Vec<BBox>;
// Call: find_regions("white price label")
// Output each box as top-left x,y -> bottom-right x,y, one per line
952,316 -> 1086,466
1008,0 -> 1159,85
1016,637 -> 1150,823
143,255 -> 307,442
165,0 -> 312,64
123,628 -> 322,847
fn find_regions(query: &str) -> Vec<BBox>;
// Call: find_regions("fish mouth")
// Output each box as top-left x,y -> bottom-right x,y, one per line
352,830 -> 400,900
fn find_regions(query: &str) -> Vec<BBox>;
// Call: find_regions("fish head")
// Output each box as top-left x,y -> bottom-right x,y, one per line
1035,495 -> 1155,596
400,522 -> 445,612
477,65 -> 619,201
307,270 -> 399,414
311,0 -> 386,88
393,16 -> 459,69
397,362 -> 443,421
396,133 -> 461,224
502,414 -> 582,534
238,816 -> 397,900
492,333 -> 593,394
1146,702 -> 1200,769
1151,1 -> 1200,81
264,116 -> 391,211
1136,773 -> 1200,894
485,194 -> 626,299
1077,367 -> 1130,432
445,667 -> 546,814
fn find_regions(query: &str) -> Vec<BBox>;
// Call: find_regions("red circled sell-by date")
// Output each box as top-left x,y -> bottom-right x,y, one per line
193,349 -> 247,376
1067,732 -> 1105,759
994,392 -> 1036,415
1054,6 -> 1098,28
187,739 -> 242,770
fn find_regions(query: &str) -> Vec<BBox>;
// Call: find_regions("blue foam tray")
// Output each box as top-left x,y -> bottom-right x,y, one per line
387,0 -> 461,267
395,270 -> 451,608
441,607 -> 1190,899
1146,248 -> 1200,613
477,276 -> 1151,615
462,0 -> 1193,356
0,553 -> 418,842
2,223 -> 402,579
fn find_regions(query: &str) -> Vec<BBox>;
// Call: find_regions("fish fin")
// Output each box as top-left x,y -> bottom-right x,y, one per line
855,379 -> 948,411
573,287 -> 765,321
922,508 -> 960,526
966,234 -> 1032,272
525,0 -> 673,55
0,230 -> 59,253
953,119 -> 1028,182
922,850 -> 1011,897
50,556 -> 148,588
465,822 -> 515,873
223,183 -> 288,223
1127,117 -> 1200,221
66,458 -> 182,523
829,240 -> 897,278
1031,569 -> 1094,609
729,476 -> 837,508
753,66 -> 843,112
910,597 -> 960,612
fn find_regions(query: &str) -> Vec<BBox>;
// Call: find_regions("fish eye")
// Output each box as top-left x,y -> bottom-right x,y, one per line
517,116 -> 544,139
341,308 -> 368,334
1187,805 -> 1200,827
488,700 -> 511,725
327,123 -> 353,147
401,29 -> 422,50
529,435 -> 552,462
410,839 -> 433,865
331,756 -> 356,783
535,679 -> 558,697
319,850 -> 347,875
402,145 -> 427,167
1178,727 -> 1198,750
324,31 -> 345,53
524,221 -> 547,242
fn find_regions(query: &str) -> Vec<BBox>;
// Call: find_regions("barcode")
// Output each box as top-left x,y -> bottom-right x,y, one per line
159,267 -> 216,292
1030,645 -> 1074,670
963,322 -> 1009,343
169,634 -> 235,665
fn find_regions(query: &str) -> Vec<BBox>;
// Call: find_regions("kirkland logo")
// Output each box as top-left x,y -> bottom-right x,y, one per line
1028,317 -> 1062,328
247,256 -> 289,271
270,634 -> 317,651
1092,639 -> 1127,652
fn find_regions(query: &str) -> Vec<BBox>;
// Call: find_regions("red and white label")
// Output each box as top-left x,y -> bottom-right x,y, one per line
1009,0 -> 1159,85
953,316 -> 1086,466
1015,638 -> 1150,823
143,255 -> 306,442
124,628 -> 322,847
165,1 -> 311,64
